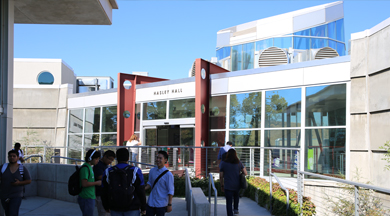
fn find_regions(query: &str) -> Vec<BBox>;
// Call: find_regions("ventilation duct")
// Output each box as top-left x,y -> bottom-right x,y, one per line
314,47 -> 339,60
188,61 -> 196,77
258,47 -> 288,68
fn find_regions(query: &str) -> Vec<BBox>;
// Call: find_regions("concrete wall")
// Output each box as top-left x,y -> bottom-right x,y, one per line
191,187 -> 210,216
350,18 -> 390,188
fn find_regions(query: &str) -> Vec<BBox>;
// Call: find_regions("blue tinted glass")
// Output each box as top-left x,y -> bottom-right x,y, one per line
224,47 -> 231,58
336,19 -> 345,42
311,25 -> 327,37
230,92 -> 262,129
328,40 -> 337,50
311,38 -> 327,49
327,21 -> 336,39
293,37 -> 310,50
38,72 -> 54,85
294,29 -> 310,36
274,37 -> 292,49
216,49 -> 222,60
256,39 -> 273,51
337,42 -> 345,56
242,43 -> 254,70
232,45 -> 242,71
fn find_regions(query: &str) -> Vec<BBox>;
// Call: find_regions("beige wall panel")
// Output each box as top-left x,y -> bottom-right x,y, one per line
14,88 -> 60,109
349,151 -> 370,180
368,25 -> 390,75
368,70 -> 390,112
56,108 -> 67,128
58,87 -> 69,108
370,151 -> 390,188
55,128 -> 66,147
61,64 -> 76,87
350,38 -> 367,78
13,109 -> 57,128
369,111 -> 390,150
350,78 -> 366,113
14,61 -> 61,85
350,114 -> 367,150
13,128 -> 55,146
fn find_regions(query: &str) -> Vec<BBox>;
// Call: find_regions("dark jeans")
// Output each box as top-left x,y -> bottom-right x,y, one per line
225,189 -> 239,216
146,205 -> 166,216
1,197 -> 22,216
77,196 -> 95,216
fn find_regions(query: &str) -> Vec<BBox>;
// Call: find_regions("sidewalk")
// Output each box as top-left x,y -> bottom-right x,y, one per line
210,197 -> 271,216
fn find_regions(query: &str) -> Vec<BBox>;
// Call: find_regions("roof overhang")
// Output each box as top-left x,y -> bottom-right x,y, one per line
14,0 -> 118,25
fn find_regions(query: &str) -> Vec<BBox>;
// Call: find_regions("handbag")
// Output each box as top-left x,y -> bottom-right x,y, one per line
239,162 -> 247,189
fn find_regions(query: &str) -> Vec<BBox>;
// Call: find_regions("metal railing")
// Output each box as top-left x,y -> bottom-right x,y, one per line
185,168 -> 193,216
208,173 -> 218,216
24,154 -> 43,163
50,156 -> 85,165
270,173 -> 290,214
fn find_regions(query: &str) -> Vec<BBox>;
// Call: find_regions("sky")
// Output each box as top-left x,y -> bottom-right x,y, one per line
14,1 -> 390,87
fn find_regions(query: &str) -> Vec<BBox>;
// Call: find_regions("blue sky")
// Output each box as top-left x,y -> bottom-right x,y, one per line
14,1 -> 390,86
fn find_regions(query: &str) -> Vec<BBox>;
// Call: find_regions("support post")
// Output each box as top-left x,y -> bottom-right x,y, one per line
354,186 -> 359,216
297,151 -> 303,216
205,148 -> 208,176
269,149 -> 272,212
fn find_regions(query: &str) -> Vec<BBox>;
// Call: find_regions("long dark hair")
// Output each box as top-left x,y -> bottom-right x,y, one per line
224,149 -> 239,164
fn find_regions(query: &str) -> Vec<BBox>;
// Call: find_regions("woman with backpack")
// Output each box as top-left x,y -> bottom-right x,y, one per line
219,149 -> 247,216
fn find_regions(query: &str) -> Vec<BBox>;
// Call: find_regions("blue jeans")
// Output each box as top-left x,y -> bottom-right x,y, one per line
77,196 -> 95,216
1,197 -> 22,216
224,189 -> 239,216
111,210 -> 140,216
146,205 -> 166,216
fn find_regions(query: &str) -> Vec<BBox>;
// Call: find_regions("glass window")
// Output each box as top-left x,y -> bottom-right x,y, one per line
37,71 -> 54,85
224,47 -> 231,59
305,128 -> 346,177
293,37 -> 310,50
336,19 -> 345,42
294,29 -> 310,36
68,134 -> 82,161
134,104 -> 141,132
310,25 -> 327,37
230,92 -> 261,129
327,21 -> 336,39
337,42 -> 345,56
311,38 -> 327,49
328,40 -> 337,51
273,37 -> 292,49
101,134 -> 116,146
143,101 -> 167,120
169,98 -> 195,119
230,130 -> 261,170
84,134 -> 99,147
209,131 -> 226,172
84,107 -> 100,133
69,109 -> 84,133
210,131 -> 226,147
209,95 -> 227,129
265,88 -> 301,128
232,45 -> 242,71
256,39 -> 273,51
216,48 -> 222,60
102,106 -> 117,132
242,43 -> 254,70
306,84 -> 346,127
145,129 -> 157,146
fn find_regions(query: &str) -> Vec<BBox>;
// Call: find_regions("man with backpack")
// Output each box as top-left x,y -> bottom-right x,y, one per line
102,148 -> 146,216
218,141 -> 234,168
145,151 -> 174,216
94,150 -> 115,216
0,150 -> 31,216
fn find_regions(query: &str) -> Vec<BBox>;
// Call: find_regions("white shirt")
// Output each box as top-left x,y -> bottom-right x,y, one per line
126,140 -> 139,153
13,149 -> 24,164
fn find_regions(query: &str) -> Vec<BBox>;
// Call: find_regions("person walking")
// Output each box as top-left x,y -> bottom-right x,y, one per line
101,148 -> 146,216
220,149 -> 247,216
145,151 -> 174,216
94,150 -> 116,216
0,150 -> 31,216
126,135 -> 142,166
78,149 -> 102,216
217,141 -> 233,167
13,143 -> 24,164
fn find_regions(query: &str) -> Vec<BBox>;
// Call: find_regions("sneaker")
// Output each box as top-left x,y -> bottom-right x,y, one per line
234,210 -> 239,215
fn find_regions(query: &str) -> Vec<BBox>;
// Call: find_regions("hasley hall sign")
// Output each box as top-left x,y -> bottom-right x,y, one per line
154,88 -> 183,95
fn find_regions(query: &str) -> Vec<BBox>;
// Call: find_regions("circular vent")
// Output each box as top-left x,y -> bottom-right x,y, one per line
315,47 -> 339,60
258,47 -> 288,68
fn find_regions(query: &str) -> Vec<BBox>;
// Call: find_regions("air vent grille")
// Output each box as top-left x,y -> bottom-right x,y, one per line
258,47 -> 288,67
190,61 -> 196,77
315,47 -> 339,60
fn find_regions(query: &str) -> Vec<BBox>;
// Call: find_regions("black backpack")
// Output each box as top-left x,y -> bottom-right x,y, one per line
68,164 -> 89,196
106,166 -> 138,209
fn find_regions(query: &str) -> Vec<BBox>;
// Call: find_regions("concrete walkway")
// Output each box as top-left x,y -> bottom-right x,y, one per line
18,196 -> 269,216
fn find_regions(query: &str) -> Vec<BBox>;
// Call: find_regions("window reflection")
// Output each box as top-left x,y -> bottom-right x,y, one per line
84,134 -> 99,147
143,101 -> 167,120
169,98 -> 195,119
68,134 -> 82,162
232,45 -> 242,71
328,40 -> 337,51
242,43 -> 254,70
229,130 -> 261,173
310,25 -> 327,37
293,37 -> 310,50
85,107 -> 100,133
273,37 -> 292,49
209,96 -> 227,129
294,29 -> 310,36
306,84 -> 346,127
134,104 -> 141,131
337,42 -> 345,56
305,128 -> 346,177
336,19 -> 345,42
69,109 -> 83,133
311,38 -> 327,49
327,21 -> 336,39
230,92 -> 261,129
209,131 -> 226,172
101,134 -> 116,146
102,106 -> 117,132
265,88 -> 301,128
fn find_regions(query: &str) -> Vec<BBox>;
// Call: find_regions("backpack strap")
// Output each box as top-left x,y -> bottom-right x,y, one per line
1,163 -> 8,174
131,167 -> 138,185
19,164 -> 24,178
152,170 -> 169,189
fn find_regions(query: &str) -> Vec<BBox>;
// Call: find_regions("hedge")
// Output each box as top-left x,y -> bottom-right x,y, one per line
142,173 -> 316,216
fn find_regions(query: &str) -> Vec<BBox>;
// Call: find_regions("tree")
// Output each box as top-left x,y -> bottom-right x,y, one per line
379,140 -> 390,171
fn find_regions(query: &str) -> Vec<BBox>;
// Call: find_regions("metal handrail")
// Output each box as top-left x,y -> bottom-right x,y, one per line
50,156 -> 84,165
128,161 -> 157,167
270,173 -> 290,214
208,173 -> 218,216
185,168 -> 192,216
24,154 -> 43,163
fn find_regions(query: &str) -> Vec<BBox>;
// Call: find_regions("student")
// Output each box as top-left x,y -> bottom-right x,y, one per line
102,148 -> 146,216
78,149 -> 102,216
217,141 -> 234,167
94,150 -> 115,216
145,151 -> 174,216
126,134 -> 142,166
0,150 -> 31,216
13,143 -> 24,164
220,149 -> 247,216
